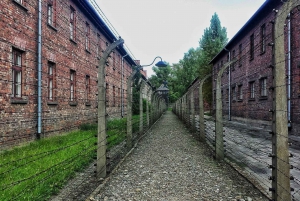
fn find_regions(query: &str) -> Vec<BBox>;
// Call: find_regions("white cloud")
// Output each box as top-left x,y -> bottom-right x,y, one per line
95,0 -> 266,76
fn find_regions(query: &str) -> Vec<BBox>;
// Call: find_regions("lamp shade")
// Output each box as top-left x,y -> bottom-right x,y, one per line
155,60 -> 168,67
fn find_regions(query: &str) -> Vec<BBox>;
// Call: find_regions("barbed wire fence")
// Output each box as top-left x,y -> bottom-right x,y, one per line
0,0 -> 168,200
173,1 -> 300,200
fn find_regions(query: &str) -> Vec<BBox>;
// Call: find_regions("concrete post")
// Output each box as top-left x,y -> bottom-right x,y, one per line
199,74 -> 212,142
183,95 -> 185,123
216,60 -> 235,161
146,89 -> 151,128
191,88 -> 195,132
272,2 -> 293,200
182,96 -> 185,122
97,38 -> 124,178
150,92 -> 155,125
126,69 -> 138,150
139,81 -> 145,135
187,93 -> 191,127
185,94 -> 188,124
180,98 -> 183,120
153,94 -> 158,122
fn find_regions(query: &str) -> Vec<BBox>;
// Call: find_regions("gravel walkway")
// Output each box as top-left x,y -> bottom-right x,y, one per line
92,111 -> 268,201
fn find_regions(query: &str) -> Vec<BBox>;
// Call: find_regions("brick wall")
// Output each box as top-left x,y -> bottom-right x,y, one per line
211,1 -> 300,136
0,0 -> 134,149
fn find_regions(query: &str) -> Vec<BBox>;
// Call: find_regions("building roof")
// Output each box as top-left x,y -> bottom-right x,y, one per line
74,0 -> 137,66
209,0 -> 281,64
157,84 -> 169,91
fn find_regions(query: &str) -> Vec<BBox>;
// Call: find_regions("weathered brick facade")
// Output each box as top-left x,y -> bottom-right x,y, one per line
0,0 -> 136,149
211,0 -> 300,135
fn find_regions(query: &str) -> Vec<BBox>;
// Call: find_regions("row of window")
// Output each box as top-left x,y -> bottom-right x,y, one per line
12,48 -> 125,106
219,77 -> 268,102
11,50 -> 91,103
47,1 -> 106,56
216,23 -> 267,71
14,0 -> 125,65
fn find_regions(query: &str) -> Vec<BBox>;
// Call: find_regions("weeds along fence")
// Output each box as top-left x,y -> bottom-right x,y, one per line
173,2 -> 300,200
0,2 -> 167,200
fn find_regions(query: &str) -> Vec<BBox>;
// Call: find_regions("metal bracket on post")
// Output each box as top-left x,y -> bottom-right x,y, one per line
272,1 -> 293,200
199,74 -> 212,142
215,60 -> 236,161
97,38 -> 124,179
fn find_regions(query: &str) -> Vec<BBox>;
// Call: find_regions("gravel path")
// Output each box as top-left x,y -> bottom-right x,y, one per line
92,111 -> 268,201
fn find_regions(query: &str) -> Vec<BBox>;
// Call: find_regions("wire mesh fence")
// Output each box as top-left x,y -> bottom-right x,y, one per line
173,1 -> 300,200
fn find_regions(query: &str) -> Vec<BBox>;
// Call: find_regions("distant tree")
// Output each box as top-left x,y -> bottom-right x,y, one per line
151,13 -> 227,106
198,12 -> 228,105
148,65 -> 171,89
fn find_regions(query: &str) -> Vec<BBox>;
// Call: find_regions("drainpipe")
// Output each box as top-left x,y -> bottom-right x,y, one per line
224,48 -> 231,121
288,13 -> 291,128
37,0 -> 42,138
121,54 -> 128,117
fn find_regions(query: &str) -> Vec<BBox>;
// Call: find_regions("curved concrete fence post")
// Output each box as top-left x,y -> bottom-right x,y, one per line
215,60 -> 236,161
199,74 -> 212,142
139,81 -> 146,135
126,69 -> 139,150
97,38 -> 124,178
271,1 -> 294,200
146,88 -> 151,128
191,88 -> 195,132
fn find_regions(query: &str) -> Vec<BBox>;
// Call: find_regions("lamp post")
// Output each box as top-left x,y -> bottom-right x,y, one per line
126,56 -> 167,149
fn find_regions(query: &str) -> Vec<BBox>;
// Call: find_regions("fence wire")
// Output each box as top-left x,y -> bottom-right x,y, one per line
173,3 -> 300,200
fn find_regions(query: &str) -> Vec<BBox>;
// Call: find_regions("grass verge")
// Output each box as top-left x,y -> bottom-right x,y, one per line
0,115 -> 141,201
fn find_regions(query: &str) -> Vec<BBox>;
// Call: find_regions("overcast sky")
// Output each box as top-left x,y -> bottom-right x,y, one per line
95,0 -> 266,76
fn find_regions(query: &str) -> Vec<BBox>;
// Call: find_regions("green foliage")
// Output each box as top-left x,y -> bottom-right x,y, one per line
79,123 -> 97,131
143,99 -> 148,113
107,118 -> 127,149
152,12 -> 228,106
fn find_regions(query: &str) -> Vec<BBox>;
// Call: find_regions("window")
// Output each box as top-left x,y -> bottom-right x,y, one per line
14,0 -> 23,4
226,53 -> 230,73
47,0 -> 56,26
85,75 -> 90,102
85,22 -> 90,51
239,44 -> 242,66
47,4 -> 53,25
238,85 -> 243,100
96,34 -> 100,58
260,78 -> 267,97
249,81 -> 255,99
12,49 -> 23,98
226,88 -> 229,101
48,62 -> 55,100
250,34 -> 254,60
70,70 -> 76,101
261,24 -> 266,53
220,60 -> 223,76
113,86 -> 116,106
232,86 -> 236,101
118,88 -> 120,106
232,50 -> 235,69
70,6 -> 76,40
106,83 -> 109,106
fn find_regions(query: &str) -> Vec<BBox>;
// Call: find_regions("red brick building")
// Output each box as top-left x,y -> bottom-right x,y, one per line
0,0 -> 136,149
211,0 -> 300,135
